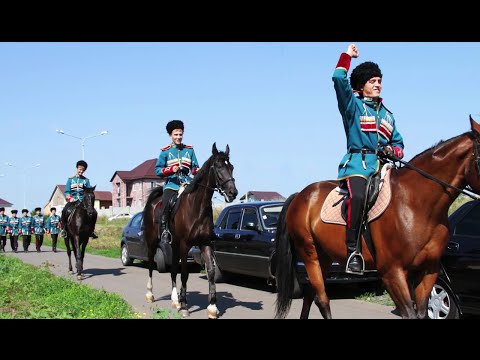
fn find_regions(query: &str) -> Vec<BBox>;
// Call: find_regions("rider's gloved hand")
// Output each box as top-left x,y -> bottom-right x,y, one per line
381,145 -> 394,158
178,167 -> 190,176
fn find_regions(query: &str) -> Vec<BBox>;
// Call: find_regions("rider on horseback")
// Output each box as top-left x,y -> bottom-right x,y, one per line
60,160 -> 98,239
155,120 -> 199,244
333,43 -> 405,274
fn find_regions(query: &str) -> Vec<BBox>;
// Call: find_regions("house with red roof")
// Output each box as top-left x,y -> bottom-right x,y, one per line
239,191 -> 285,202
110,159 -> 165,208
43,185 -> 112,215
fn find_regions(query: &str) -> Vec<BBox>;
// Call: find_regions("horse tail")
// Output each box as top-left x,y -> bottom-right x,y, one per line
274,192 -> 299,319
143,186 -> 164,239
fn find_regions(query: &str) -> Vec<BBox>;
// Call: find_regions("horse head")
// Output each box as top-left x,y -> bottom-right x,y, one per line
83,185 -> 96,217
211,142 -> 238,203
464,115 -> 480,194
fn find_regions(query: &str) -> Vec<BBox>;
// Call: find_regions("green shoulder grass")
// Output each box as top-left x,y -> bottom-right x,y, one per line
0,255 -> 136,319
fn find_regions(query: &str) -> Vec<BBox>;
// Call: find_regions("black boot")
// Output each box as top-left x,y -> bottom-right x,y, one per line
60,223 -> 67,238
160,214 -> 171,244
345,228 -> 363,274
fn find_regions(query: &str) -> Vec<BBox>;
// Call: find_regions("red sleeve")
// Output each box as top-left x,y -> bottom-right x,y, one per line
192,167 -> 199,176
162,166 -> 175,176
336,53 -> 352,71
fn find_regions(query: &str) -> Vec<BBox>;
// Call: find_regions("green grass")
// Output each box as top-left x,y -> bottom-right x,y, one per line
152,308 -> 183,319
0,254 -> 136,319
41,216 -> 129,259
355,289 -> 395,307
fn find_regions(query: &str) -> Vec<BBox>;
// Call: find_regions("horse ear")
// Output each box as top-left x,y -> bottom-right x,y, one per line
212,142 -> 219,155
91,185 -> 97,191
225,144 -> 230,156
470,115 -> 480,136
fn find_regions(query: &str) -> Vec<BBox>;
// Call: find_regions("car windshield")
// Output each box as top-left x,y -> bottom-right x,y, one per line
260,205 -> 282,228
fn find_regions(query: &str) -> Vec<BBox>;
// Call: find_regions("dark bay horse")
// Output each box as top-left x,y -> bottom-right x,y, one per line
275,117 -> 480,319
64,186 -> 98,280
143,143 -> 238,318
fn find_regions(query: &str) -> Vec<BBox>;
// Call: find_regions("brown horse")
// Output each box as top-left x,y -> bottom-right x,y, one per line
275,116 -> 480,319
143,143 -> 238,318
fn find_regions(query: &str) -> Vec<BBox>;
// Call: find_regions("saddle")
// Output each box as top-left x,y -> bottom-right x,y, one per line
320,164 -> 393,226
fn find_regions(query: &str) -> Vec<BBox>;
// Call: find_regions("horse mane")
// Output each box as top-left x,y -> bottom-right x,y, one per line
183,151 -> 228,194
409,131 -> 472,163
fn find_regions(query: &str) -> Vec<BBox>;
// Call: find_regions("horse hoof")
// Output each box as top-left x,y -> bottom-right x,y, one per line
77,275 -> 83,280
207,304 -> 219,319
179,309 -> 190,318
146,294 -> 155,303
172,301 -> 181,310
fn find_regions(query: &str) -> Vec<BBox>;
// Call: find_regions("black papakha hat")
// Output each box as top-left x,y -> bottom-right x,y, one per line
35,207 -> 41,212
350,61 -> 383,92
166,120 -> 184,135
0,207 -> 5,212
22,209 -> 29,213
50,207 -> 56,211
76,160 -> 88,170
11,209 -> 18,214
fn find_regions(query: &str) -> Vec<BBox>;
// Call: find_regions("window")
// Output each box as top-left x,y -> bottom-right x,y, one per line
260,205 -> 282,228
131,214 -> 143,229
225,210 -> 242,230
241,208 -> 258,230
455,204 -> 480,237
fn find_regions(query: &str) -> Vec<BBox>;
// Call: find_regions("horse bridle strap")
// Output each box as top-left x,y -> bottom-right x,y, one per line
210,165 -> 235,196
386,154 -> 480,200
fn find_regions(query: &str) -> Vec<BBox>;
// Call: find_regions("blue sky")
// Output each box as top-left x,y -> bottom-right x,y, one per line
0,42 -> 479,210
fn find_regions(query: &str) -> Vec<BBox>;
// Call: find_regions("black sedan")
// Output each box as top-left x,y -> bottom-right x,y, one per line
191,201 -> 378,286
120,212 -> 195,272
428,199 -> 480,319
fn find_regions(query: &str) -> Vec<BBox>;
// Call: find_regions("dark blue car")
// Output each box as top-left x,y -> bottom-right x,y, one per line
428,199 -> 480,319
191,201 -> 378,286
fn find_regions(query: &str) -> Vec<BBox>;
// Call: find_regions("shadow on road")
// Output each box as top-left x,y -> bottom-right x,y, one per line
81,267 -> 128,278
156,290 -> 264,317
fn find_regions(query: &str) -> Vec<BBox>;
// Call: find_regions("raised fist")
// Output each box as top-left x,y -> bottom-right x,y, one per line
347,44 -> 359,58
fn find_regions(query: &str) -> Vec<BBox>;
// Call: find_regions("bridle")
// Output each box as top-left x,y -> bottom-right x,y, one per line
472,136 -> 480,177
382,135 -> 480,200
210,162 -> 235,198
81,192 -> 96,216
194,157 -> 235,197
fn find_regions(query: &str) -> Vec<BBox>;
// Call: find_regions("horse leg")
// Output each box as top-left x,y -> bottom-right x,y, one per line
297,243 -> 332,319
300,284 -> 315,319
145,251 -> 156,302
178,247 -> 190,318
201,244 -> 219,319
170,244 -> 181,310
77,237 -> 87,280
381,267 -> 417,319
71,234 -> 82,280
413,271 -> 439,319
64,235 -> 73,274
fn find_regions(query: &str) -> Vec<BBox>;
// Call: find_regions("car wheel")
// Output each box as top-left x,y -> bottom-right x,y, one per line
121,244 -> 134,266
428,282 -> 460,319
155,248 -> 167,273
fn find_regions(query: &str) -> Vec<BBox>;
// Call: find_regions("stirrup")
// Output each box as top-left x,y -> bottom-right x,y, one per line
345,251 -> 365,275
161,229 -> 172,244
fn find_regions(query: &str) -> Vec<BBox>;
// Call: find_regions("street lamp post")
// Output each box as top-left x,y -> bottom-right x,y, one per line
6,163 -> 41,209
56,129 -> 109,160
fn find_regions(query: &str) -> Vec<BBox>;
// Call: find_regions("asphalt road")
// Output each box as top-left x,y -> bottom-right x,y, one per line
6,249 -> 400,319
